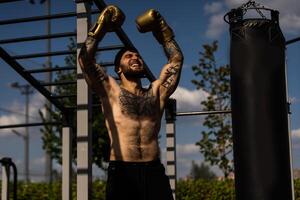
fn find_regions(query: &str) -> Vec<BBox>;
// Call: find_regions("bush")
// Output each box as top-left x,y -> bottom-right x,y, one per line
176,179 -> 235,200
17,181 -> 62,200
1,179 -> 299,199
295,179 -> 300,200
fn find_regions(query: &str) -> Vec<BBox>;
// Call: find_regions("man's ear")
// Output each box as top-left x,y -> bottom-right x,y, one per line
116,65 -> 122,74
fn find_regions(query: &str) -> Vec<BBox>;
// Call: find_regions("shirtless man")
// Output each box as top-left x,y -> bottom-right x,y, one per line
78,5 -> 183,200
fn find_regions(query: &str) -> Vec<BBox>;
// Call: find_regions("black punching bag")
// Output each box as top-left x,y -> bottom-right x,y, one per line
227,9 -> 294,200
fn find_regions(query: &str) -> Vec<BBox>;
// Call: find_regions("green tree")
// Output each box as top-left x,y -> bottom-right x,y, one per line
191,41 -> 233,177
189,161 -> 216,180
40,37 -> 110,169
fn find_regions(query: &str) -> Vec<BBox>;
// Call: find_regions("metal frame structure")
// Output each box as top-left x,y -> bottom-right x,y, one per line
1,0 -> 300,200
164,99 -> 231,200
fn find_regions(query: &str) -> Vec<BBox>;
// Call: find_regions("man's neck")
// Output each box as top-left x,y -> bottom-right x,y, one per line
120,75 -> 143,95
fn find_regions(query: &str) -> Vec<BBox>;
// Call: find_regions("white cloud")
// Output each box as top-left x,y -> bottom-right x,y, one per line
170,86 -> 209,111
176,146 -> 223,178
224,0 -> 248,8
162,144 -> 204,178
177,143 -> 199,156
205,13 -> 227,39
204,2 -> 223,15
0,93 -> 45,137
280,14 -> 300,34
32,156 -> 45,166
182,63 -> 191,69
292,128 -> 300,138
289,97 -> 299,104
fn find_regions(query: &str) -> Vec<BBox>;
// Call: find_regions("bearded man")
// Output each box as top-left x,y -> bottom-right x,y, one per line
78,5 -> 183,200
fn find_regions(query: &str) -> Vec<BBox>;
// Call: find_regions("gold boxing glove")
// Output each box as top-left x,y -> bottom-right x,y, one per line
88,5 -> 125,39
135,9 -> 174,44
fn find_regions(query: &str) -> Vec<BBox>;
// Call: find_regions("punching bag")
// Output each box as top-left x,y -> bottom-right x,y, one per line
228,9 -> 294,200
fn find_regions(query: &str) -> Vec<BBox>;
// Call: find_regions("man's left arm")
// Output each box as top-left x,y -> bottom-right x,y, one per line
158,39 -> 183,99
135,9 -> 184,99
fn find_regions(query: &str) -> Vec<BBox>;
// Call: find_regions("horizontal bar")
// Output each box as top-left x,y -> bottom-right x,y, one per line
286,36 -> 300,45
51,94 -> 76,99
66,104 -> 101,110
0,0 -> 23,3
12,45 -> 123,59
99,62 -> 115,67
25,62 -> 114,74
0,122 -> 61,129
0,32 -> 76,44
0,10 -> 100,25
40,80 -> 76,86
0,47 -> 66,112
176,110 -> 231,116
12,50 -> 74,59
25,66 -> 75,73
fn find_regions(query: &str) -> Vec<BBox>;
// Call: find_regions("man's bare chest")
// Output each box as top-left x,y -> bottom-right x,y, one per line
118,87 -> 160,119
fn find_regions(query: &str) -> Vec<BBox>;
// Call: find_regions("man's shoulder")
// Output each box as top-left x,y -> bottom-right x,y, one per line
97,76 -> 120,98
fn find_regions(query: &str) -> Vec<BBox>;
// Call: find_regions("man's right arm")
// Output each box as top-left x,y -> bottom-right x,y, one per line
78,5 -> 125,96
78,36 -> 108,95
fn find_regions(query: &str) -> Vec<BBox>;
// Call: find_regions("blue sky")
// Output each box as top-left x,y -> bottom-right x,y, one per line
0,0 -> 300,181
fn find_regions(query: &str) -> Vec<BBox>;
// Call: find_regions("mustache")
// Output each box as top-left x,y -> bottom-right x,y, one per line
128,59 -> 142,66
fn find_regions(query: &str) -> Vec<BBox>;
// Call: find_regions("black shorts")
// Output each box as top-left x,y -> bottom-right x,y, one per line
106,159 -> 174,200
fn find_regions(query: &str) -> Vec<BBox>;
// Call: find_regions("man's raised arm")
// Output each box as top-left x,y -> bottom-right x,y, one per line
78,5 -> 125,95
136,9 -> 184,99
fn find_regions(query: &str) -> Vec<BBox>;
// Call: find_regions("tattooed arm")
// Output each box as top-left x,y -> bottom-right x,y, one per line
78,5 -> 125,96
78,35 -> 109,96
135,9 -> 183,100
158,39 -> 184,100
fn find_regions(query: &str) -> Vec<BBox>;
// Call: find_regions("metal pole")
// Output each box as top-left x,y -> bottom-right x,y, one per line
286,36 -> 300,45
1,164 -> 9,200
45,0 -> 53,183
0,122 -> 61,129
11,129 -> 26,184
10,83 -> 33,182
10,45 -> 123,59
76,2 -> 92,200
176,110 -> 231,116
0,9 -> 100,25
24,85 -> 30,183
0,158 -> 18,200
11,160 -> 18,200
165,99 -> 177,200
285,59 -> 295,200
62,126 -> 72,200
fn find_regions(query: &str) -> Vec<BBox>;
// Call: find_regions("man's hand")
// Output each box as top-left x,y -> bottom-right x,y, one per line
88,5 -> 125,39
135,9 -> 174,44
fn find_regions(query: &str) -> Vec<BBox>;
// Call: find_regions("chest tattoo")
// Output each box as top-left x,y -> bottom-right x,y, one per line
119,88 -> 157,118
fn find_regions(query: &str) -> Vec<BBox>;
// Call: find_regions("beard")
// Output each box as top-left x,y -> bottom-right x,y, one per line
123,68 -> 145,78
121,60 -> 145,78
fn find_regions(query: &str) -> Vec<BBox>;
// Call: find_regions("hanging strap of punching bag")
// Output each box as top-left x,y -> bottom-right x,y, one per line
224,0 -> 278,25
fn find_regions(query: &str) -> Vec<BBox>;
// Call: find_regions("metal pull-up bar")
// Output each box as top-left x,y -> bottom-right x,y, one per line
0,157 -> 18,200
286,36 -> 300,45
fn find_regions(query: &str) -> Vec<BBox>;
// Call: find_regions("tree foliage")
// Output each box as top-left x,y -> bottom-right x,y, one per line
189,161 -> 216,180
39,37 -> 110,169
191,40 -> 233,177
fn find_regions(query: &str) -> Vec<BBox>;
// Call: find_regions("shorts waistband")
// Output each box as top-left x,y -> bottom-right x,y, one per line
109,159 -> 161,167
